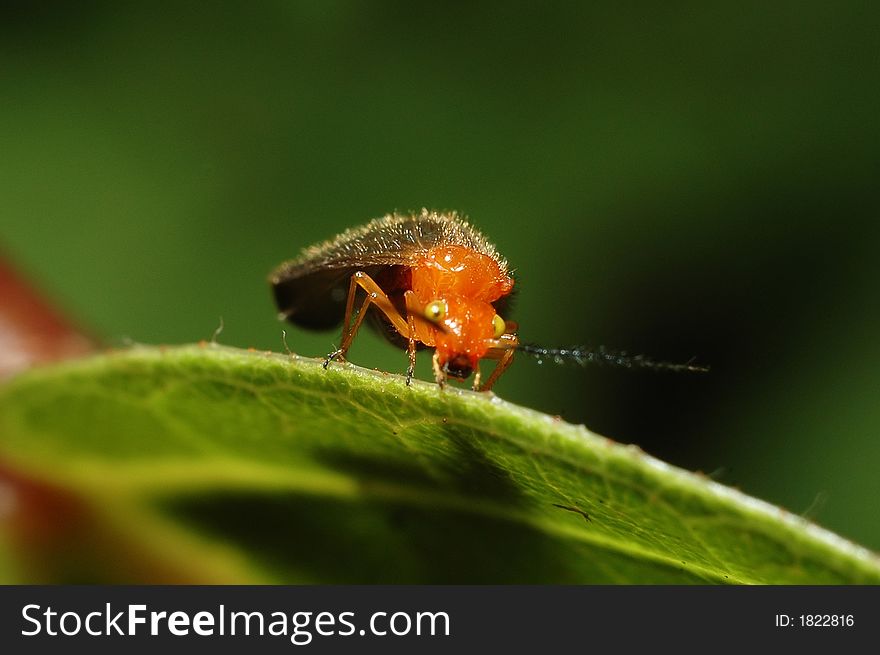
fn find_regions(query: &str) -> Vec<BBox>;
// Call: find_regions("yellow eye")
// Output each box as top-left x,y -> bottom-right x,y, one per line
492,314 -> 506,338
424,300 -> 447,322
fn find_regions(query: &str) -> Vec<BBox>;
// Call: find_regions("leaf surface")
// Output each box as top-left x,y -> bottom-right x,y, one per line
1,345 -> 877,583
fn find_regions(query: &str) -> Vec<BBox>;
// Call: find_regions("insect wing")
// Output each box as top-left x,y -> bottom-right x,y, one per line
272,265 -> 362,330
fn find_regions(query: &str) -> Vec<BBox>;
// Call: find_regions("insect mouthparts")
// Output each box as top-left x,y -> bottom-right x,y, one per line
442,353 -> 474,380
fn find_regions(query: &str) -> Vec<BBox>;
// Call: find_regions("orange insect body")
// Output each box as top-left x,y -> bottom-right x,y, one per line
270,211 -> 520,391
410,245 -> 514,372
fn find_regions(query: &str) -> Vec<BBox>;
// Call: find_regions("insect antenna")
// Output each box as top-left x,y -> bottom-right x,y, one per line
517,343 -> 709,373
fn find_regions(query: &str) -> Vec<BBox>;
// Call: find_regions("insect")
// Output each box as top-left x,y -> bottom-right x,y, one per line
270,209 -> 706,391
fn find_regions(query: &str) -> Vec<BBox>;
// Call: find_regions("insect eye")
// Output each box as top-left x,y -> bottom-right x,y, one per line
424,300 -> 447,323
492,314 -> 506,338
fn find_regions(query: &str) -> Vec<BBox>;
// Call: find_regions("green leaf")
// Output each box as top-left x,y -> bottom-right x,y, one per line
0,344 -> 877,584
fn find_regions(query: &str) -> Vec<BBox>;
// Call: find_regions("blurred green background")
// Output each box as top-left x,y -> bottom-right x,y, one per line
1,2 -> 878,551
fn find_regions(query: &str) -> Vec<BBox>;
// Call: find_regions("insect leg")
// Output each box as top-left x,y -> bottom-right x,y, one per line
431,350 -> 447,389
478,333 -> 519,391
471,364 -> 481,392
406,314 -> 418,386
339,270 -> 361,342
323,272 -> 362,367
323,271 -> 411,368
478,349 -> 515,392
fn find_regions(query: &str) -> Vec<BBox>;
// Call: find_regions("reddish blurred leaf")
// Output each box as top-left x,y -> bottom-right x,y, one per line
0,255 -> 94,379
0,254 -> 99,581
